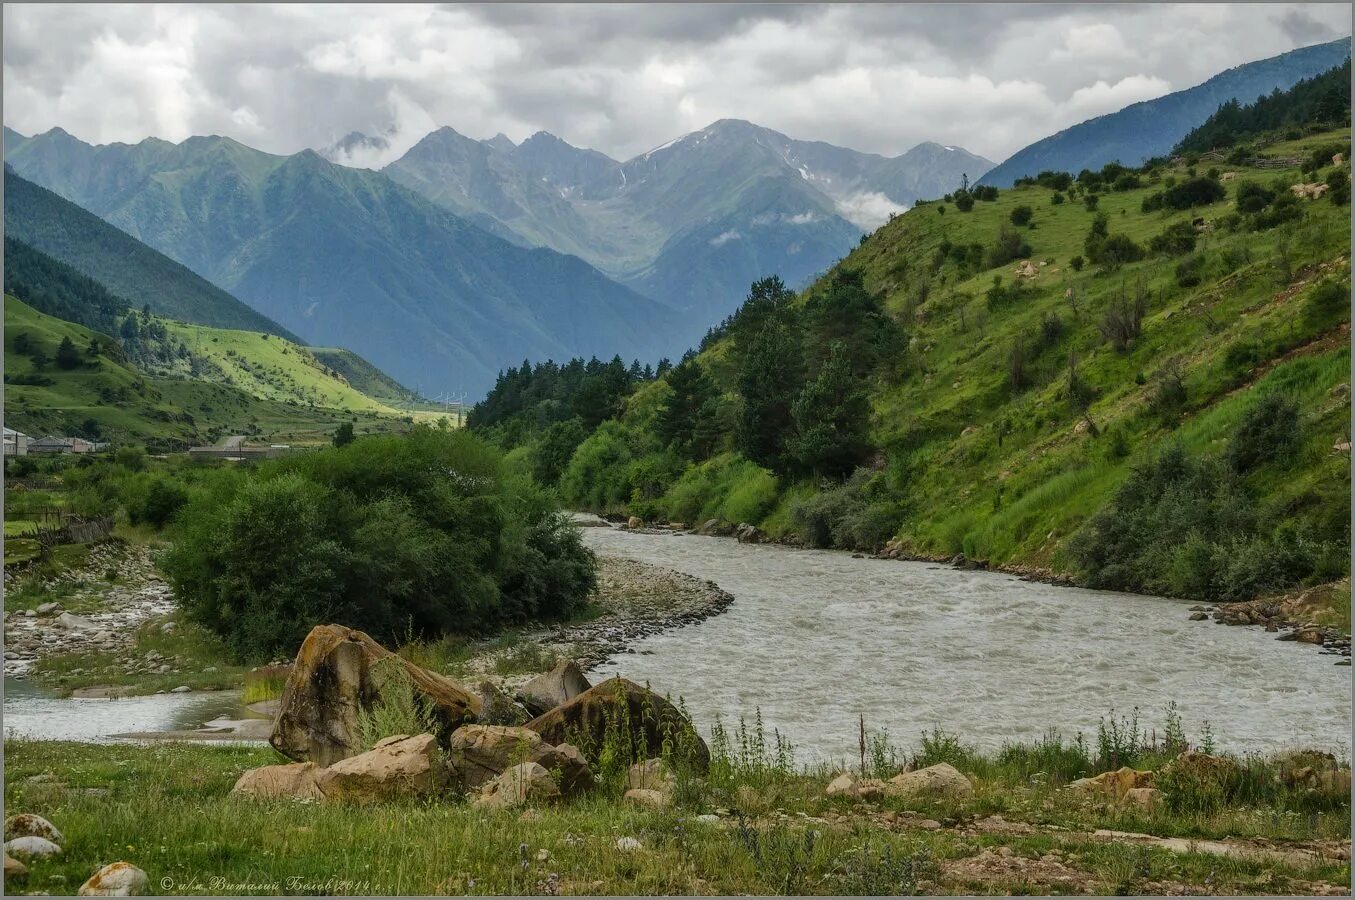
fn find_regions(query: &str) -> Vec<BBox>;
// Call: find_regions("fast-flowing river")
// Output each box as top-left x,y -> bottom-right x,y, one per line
581,526 -> 1352,764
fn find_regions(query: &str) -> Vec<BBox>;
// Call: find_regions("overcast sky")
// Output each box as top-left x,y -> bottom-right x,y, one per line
4,3 -> 1351,167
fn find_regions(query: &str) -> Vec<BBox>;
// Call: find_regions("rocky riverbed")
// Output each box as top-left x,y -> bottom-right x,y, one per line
3,544 -> 174,680
457,555 -> 734,692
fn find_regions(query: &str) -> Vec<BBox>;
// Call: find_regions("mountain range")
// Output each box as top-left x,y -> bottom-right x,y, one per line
3,128 -> 682,396
375,118 -> 993,321
980,37 -> 1352,187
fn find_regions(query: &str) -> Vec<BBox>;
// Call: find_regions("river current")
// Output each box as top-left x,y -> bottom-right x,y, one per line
581,526 -> 1352,764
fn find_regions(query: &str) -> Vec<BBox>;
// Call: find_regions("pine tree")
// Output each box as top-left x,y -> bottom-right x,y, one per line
790,342 -> 872,478
656,357 -> 716,457
736,318 -> 802,473
55,336 -> 82,370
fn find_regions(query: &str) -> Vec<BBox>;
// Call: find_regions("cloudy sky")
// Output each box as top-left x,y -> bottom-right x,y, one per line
3,3 -> 1350,167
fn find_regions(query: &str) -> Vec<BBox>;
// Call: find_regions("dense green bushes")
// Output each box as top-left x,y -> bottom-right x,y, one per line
1070,427 -> 1341,602
163,427 -> 596,659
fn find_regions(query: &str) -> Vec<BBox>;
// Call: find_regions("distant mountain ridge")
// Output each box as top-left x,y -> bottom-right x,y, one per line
979,37 -> 1352,187
4,129 -> 685,397
3,164 -> 300,340
376,118 -> 993,322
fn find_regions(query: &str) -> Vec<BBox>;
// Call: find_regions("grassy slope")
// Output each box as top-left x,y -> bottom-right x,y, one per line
667,130 -> 1351,574
3,297 -> 398,446
307,346 -> 417,405
155,320 -> 400,414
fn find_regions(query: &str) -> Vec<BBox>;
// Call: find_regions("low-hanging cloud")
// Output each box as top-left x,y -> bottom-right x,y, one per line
2,4 -> 1349,165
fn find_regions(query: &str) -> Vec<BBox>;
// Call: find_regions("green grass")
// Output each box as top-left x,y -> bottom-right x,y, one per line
158,320 -> 400,414
2,729 -> 1347,896
4,295 -> 419,447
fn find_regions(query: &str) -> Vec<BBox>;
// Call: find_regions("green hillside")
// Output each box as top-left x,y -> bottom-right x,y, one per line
3,296 -> 398,447
475,127 -> 1352,605
307,346 -> 418,405
151,320 -> 402,414
3,168 -> 300,340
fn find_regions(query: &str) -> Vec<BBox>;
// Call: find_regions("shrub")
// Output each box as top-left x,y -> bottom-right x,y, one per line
1143,177 -> 1227,212
1327,168 -> 1350,205
789,470 -> 903,551
1069,255 -> 1084,271
1235,181 -> 1274,214
985,226 -> 1032,269
1070,441 -> 1335,601
1174,254 -> 1205,288
1050,192 -> 1065,205
1083,194 -> 1100,211
954,192 -> 975,212
1304,278 -> 1350,329
1093,233 -> 1145,270
1009,205 -> 1033,226
659,454 -> 778,526
1226,393 -> 1301,472
163,427 -> 596,659
1149,221 -> 1197,256
126,475 -> 189,529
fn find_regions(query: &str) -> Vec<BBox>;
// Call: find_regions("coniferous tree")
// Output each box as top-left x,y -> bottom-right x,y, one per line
790,341 -> 872,478
736,318 -> 802,473
656,355 -> 716,458
55,335 -> 82,370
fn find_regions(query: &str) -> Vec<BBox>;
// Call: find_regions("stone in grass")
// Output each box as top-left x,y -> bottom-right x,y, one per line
623,788 -> 669,809
4,836 -> 62,859
4,853 -> 27,882
78,861 -> 149,896
170,686 -> 191,693
884,763 -> 974,800
4,813 -> 64,844
474,762 -> 560,809
615,836 -> 643,852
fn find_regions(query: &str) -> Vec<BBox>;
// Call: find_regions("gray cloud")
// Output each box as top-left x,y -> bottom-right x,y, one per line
3,3 -> 1349,165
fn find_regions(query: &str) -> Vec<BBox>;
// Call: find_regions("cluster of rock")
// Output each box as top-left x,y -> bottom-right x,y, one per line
4,814 -> 146,895
233,624 -> 708,808
3,544 -> 173,679
1192,600 -> 1351,664
824,762 -> 975,802
523,558 -> 735,674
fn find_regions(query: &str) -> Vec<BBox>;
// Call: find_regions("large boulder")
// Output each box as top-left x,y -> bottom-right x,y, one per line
473,762 -> 560,809
525,676 -> 710,771
885,763 -> 973,800
313,733 -> 448,804
77,862 -> 149,897
4,814 -> 63,844
230,762 -> 325,801
518,660 -> 592,717
4,836 -> 61,859
1067,767 -> 1155,801
270,625 -> 480,766
448,725 -> 592,794
476,681 -> 532,726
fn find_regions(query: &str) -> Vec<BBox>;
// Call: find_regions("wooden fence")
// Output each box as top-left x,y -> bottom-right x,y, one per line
32,516 -> 114,551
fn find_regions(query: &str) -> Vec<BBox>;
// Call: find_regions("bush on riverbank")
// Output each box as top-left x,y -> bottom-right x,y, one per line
162,427 -> 596,660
